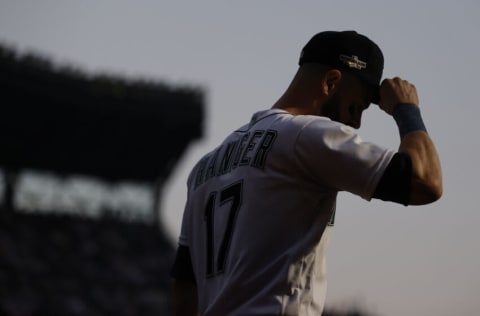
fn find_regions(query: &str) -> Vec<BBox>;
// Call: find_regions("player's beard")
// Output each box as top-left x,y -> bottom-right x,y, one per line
320,91 -> 341,123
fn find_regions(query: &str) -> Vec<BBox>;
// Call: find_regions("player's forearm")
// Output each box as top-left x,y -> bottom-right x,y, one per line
390,102 -> 443,205
398,130 -> 442,205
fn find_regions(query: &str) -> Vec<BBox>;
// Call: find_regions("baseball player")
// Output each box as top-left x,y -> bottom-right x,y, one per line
170,30 -> 442,315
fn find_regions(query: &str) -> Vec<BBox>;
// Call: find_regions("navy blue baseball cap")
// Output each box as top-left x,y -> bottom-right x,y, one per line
299,30 -> 384,104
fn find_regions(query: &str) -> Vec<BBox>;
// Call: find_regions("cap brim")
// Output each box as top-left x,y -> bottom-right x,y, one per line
370,85 -> 380,105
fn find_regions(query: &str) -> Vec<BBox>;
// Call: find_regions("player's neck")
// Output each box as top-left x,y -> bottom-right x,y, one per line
272,90 -> 323,116
272,69 -> 327,116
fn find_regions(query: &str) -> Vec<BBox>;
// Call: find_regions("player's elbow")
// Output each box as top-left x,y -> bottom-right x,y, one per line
430,174 -> 443,201
409,175 -> 443,205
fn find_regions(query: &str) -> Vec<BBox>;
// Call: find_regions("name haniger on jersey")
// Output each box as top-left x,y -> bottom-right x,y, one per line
194,129 -> 277,189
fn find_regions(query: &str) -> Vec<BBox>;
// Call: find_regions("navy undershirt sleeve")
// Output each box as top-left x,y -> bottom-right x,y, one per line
170,245 -> 196,284
372,152 -> 412,206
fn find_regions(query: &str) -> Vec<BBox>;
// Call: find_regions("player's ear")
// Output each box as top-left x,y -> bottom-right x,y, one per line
322,69 -> 342,96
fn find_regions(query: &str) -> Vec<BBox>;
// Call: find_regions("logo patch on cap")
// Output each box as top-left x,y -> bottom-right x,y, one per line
339,54 -> 367,70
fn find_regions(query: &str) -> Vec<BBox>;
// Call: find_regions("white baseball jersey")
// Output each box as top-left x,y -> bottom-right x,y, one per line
178,109 -> 395,315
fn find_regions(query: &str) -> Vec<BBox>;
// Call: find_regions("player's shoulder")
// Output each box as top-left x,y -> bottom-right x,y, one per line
244,109 -> 357,148
249,109 -> 335,130
276,111 -> 347,137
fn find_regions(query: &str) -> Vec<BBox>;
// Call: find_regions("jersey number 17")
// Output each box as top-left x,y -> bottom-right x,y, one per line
204,180 -> 244,278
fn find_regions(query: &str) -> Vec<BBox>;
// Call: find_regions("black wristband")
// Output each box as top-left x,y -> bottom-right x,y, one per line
393,103 -> 427,138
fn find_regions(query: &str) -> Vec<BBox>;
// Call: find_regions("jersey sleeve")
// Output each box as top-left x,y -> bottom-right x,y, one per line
171,163 -> 199,282
178,200 -> 191,247
294,118 -> 395,200
177,162 -> 199,248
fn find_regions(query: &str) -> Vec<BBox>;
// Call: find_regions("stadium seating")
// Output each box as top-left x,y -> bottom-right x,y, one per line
0,208 -> 174,316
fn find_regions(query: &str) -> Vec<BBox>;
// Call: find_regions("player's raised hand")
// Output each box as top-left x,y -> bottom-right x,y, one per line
378,77 -> 419,115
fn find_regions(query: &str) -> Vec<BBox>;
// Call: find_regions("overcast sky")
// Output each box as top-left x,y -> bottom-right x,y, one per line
1,1 -> 479,315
